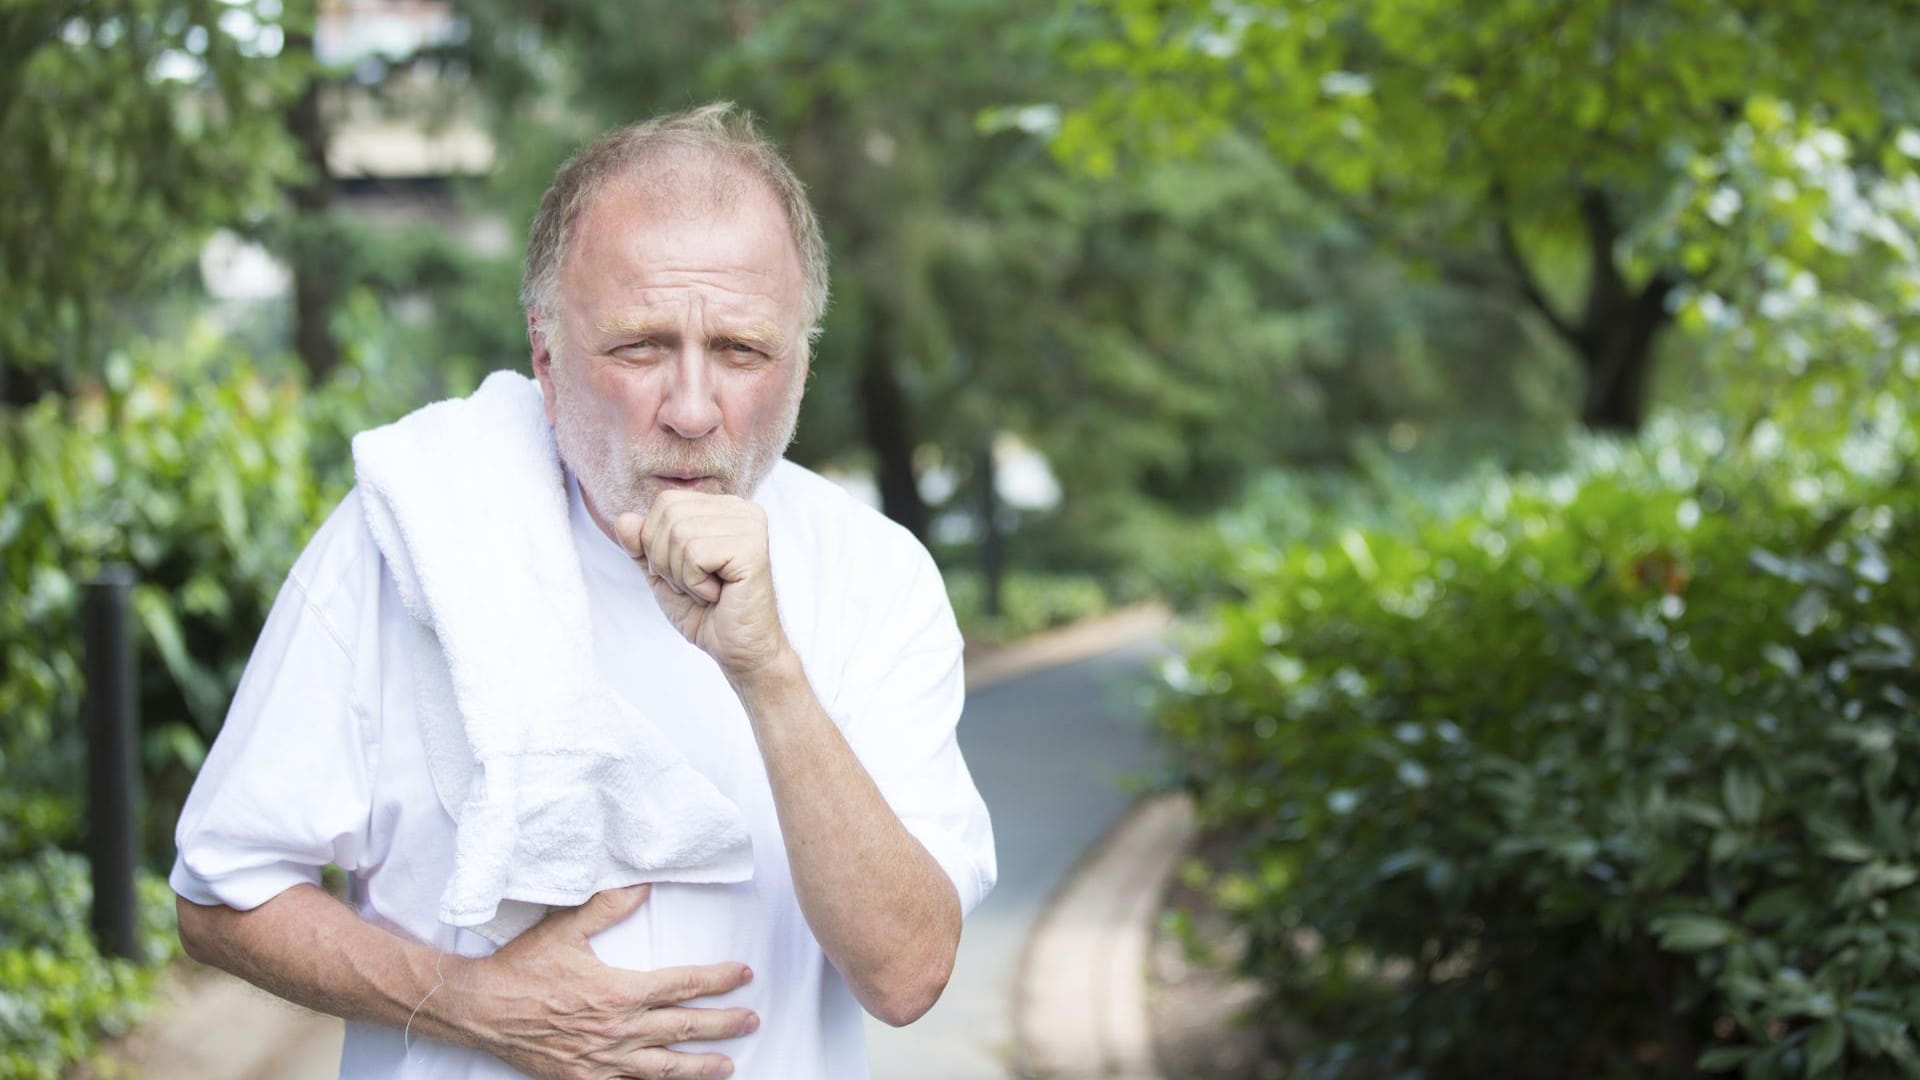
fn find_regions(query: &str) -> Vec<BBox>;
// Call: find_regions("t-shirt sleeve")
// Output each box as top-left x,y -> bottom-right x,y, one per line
169,504 -> 380,911
830,543 -> 997,918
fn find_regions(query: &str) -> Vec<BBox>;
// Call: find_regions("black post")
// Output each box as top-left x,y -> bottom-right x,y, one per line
976,439 -> 1004,619
85,566 -> 141,962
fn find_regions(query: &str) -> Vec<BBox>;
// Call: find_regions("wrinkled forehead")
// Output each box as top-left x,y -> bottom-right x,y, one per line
561,163 -> 807,336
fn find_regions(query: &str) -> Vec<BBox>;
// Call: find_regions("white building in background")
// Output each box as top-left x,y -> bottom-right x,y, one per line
317,0 -> 496,201
203,0 -> 503,302
822,434 -> 1061,539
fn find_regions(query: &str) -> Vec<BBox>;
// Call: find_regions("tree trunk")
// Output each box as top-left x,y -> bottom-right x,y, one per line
1494,190 -> 1676,435
1575,277 -> 1674,433
0,358 -> 60,407
284,22 -> 340,382
1577,338 -> 1653,432
857,311 -> 930,542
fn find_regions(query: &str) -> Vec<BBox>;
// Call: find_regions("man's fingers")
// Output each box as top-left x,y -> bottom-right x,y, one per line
644,512 -> 679,593
614,512 -> 646,557
677,538 -> 725,603
633,494 -> 764,611
636,962 -> 754,1008
618,1047 -> 735,1080
640,1006 -> 760,1044
566,883 -> 650,938
645,514 -> 733,605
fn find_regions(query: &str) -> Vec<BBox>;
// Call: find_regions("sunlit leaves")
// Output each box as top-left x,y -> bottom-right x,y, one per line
1158,417 -> 1920,1076
1058,0 -> 1920,431
1,0 -> 301,395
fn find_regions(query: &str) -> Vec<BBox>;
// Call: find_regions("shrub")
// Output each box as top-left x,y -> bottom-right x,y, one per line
0,320 -> 432,1078
1160,417 -> 1920,1078
1,330 -> 357,861
945,569 -> 1112,643
0,854 -> 179,1080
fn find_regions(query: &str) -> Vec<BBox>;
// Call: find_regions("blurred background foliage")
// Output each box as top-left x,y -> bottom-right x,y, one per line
2,0 -> 1917,1076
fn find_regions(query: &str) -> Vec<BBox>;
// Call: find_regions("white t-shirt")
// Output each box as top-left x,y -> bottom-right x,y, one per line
169,459 -> 997,1079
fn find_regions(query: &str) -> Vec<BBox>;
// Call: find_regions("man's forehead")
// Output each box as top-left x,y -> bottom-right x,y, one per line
561,168 -> 806,340
567,169 -> 801,278
575,150 -> 776,243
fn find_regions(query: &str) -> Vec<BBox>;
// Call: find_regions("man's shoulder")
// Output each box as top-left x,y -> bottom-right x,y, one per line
283,487 -> 387,633
762,461 -> 961,686
760,459 -> 935,576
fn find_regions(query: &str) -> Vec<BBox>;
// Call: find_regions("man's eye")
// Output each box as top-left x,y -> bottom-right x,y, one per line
725,342 -> 763,358
615,340 -> 661,357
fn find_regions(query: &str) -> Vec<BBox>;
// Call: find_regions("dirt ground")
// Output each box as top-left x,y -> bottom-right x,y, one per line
1147,865 -> 1288,1080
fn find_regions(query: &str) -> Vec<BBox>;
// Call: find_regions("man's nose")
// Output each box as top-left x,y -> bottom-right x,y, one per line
657,344 -> 723,440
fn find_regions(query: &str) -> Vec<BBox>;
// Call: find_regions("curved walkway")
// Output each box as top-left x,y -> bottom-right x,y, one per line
866,619 -> 1171,1079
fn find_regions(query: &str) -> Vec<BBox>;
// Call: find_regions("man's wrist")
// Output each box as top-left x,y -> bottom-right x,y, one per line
424,951 -> 499,1053
726,643 -> 808,709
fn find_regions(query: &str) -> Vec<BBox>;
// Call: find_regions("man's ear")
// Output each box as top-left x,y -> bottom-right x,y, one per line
528,312 -> 560,426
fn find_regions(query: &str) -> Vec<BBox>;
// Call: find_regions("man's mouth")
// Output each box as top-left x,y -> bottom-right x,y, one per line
654,472 -> 713,490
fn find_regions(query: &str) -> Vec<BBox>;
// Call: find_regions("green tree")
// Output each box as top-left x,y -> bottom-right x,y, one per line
923,129 -> 1564,582
0,0 -> 296,404
445,2 -> 1557,554
1060,0 -> 1920,431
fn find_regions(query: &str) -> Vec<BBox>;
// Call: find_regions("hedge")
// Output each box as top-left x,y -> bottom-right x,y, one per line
1159,416 -> 1920,1078
0,324 -> 413,1078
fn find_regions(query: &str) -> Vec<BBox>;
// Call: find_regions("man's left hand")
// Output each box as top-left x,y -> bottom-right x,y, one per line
615,491 -> 790,684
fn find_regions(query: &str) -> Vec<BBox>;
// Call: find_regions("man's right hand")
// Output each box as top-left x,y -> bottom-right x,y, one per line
449,885 -> 758,1080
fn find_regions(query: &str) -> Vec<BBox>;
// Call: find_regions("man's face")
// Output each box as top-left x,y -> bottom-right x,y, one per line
533,172 -> 809,525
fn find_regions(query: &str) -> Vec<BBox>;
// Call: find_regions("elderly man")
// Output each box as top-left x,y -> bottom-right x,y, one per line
169,103 -> 995,1080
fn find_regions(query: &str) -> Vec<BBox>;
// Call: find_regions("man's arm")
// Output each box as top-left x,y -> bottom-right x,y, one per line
176,882 -> 756,1080
731,651 -> 962,1026
624,493 -> 967,1026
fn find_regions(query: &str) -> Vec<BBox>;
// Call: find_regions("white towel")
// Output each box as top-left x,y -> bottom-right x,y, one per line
351,370 -> 754,945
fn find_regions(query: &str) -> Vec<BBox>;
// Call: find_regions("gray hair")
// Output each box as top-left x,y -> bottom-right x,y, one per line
519,102 -> 830,350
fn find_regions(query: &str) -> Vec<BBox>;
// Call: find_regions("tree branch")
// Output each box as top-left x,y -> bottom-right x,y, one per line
1578,186 -> 1628,324
1284,163 -> 1512,295
1489,180 -> 1580,346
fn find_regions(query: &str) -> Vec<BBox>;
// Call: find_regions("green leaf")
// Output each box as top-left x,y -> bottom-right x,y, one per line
1789,589 -> 1831,635
1724,768 -> 1764,827
1652,913 -> 1741,952
1807,1018 -> 1845,1076
1712,828 -> 1748,864
1843,1005 -> 1907,1052
1744,886 -> 1806,925
1821,837 -> 1878,863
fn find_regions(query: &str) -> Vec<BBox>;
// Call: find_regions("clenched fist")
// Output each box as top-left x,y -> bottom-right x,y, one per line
615,490 -> 792,683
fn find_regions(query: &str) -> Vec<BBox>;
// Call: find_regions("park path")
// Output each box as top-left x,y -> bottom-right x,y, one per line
121,612 -> 1170,1080
865,634 -> 1168,1079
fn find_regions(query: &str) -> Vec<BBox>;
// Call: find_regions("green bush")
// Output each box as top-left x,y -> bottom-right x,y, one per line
1,329 -> 358,861
0,319 -> 430,1078
0,854 -> 179,1080
1160,417 -> 1920,1078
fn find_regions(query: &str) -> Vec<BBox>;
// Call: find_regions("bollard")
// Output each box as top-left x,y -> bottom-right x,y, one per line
976,440 -> 1004,619
84,566 -> 142,962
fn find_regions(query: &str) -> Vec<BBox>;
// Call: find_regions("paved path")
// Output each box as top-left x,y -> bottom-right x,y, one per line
865,636 -> 1168,1079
